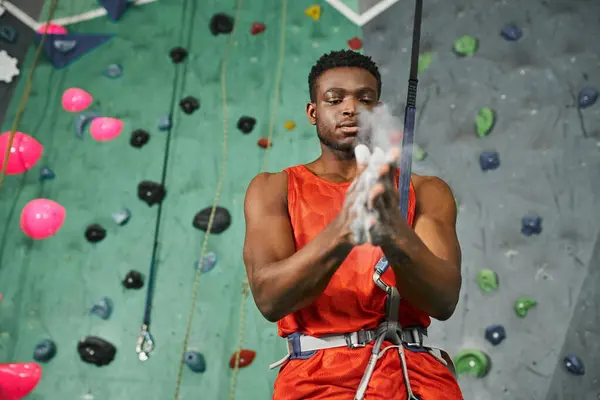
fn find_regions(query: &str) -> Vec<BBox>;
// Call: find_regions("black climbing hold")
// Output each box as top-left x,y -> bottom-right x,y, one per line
90,297 -> 113,320
158,114 -> 172,131
184,351 -> 207,373
563,354 -> 585,376
130,129 -> 150,148
169,47 -> 188,64
138,180 -> 166,206
0,25 -> 18,44
77,336 -> 116,366
521,215 -> 542,236
39,167 -> 55,181
111,208 -> 131,225
33,339 -> 57,363
122,270 -> 144,289
85,224 -> 106,243
193,206 -> 231,234
479,151 -> 500,171
237,116 -> 256,134
578,87 -> 598,109
500,23 -> 522,41
210,13 -> 234,36
484,324 -> 506,346
179,96 -> 200,115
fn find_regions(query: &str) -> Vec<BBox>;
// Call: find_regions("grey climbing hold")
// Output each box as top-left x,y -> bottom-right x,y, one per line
90,297 -> 113,320
564,354 -> 585,376
484,324 -> 506,346
479,151 -> 500,171
0,25 -> 18,44
578,87 -> 598,109
33,339 -> 57,363
75,112 -> 100,138
500,24 -> 522,41
39,167 -> 55,181
184,351 -> 206,373
111,208 -> 131,225
521,215 -> 542,236
158,114 -> 172,131
104,63 -> 123,78
195,251 -> 218,273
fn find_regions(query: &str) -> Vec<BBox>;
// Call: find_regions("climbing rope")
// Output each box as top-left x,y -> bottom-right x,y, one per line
228,1 -> 287,398
172,0 -> 244,398
0,0 -> 59,196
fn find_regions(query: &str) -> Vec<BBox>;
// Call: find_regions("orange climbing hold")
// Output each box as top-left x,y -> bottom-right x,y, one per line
229,349 -> 256,369
348,37 -> 362,50
257,138 -> 271,148
251,22 -> 266,35
305,5 -> 321,21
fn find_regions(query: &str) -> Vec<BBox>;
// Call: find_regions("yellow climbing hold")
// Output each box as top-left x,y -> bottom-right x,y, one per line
284,120 -> 296,131
305,5 -> 321,21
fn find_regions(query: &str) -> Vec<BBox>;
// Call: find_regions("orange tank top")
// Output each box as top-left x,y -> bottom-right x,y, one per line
277,165 -> 430,338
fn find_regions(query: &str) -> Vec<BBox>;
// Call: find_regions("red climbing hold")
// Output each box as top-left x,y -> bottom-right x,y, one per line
229,349 -> 256,369
257,138 -> 271,148
348,37 -> 362,50
251,22 -> 266,35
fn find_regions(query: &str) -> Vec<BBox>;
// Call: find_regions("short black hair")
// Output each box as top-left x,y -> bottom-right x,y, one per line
308,50 -> 382,102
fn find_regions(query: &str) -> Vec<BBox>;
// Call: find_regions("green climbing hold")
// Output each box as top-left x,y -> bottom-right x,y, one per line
454,349 -> 491,378
418,52 -> 433,73
453,35 -> 478,56
476,108 -> 495,137
413,144 -> 427,161
515,297 -> 536,318
476,269 -> 499,293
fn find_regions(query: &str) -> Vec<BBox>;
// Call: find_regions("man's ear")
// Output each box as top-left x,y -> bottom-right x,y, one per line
306,102 -> 317,126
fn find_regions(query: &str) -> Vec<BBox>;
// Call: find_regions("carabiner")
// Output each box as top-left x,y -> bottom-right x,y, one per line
136,324 -> 154,361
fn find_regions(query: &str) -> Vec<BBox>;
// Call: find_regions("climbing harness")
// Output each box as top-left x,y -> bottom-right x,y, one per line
270,0 -> 456,399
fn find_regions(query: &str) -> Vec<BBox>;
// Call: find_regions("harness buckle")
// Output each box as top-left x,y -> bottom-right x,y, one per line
345,329 -> 373,348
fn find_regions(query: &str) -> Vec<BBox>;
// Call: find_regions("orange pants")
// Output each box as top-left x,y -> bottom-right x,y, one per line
273,344 -> 463,399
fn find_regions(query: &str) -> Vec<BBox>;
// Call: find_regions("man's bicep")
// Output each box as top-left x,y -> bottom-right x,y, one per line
243,173 -> 296,284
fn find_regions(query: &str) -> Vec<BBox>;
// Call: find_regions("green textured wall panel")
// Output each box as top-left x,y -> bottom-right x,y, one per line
0,0 -> 360,399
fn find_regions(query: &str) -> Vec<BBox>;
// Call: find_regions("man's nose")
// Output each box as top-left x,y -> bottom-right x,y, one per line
342,98 -> 358,116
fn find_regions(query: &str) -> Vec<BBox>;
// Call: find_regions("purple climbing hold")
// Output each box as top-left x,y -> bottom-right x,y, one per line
521,215 -> 542,236
479,151 -> 500,171
500,24 -> 522,41
578,87 -> 598,109
97,0 -> 129,22
563,354 -> 585,376
484,324 -> 506,346
35,33 -> 114,69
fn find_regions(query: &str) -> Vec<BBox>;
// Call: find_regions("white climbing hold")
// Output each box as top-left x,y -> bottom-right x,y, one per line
0,50 -> 19,83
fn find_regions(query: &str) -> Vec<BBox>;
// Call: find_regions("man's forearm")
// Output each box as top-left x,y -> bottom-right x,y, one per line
381,233 -> 461,321
253,221 -> 353,322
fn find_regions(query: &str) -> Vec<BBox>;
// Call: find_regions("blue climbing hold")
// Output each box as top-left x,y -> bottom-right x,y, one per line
97,0 -> 129,22
158,114 -> 172,131
35,33 -> 114,69
104,63 -> 123,78
484,324 -> 506,346
563,354 -> 585,376
521,215 -> 542,236
479,151 -> 500,171
90,297 -> 113,320
578,87 -> 598,109
39,167 -> 55,181
500,24 -> 522,41
184,351 -> 206,373
111,208 -> 131,225
195,252 -> 218,273
0,25 -> 18,44
33,339 -> 57,362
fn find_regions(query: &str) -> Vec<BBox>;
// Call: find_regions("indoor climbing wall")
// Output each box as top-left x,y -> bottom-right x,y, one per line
0,0 -> 360,399
360,0 -> 599,399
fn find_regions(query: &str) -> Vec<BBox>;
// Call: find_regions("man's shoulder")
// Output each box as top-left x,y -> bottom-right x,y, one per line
245,170 -> 290,203
411,174 -> 456,211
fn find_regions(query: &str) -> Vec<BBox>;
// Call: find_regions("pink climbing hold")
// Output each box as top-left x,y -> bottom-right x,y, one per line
0,362 -> 42,400
0,131 -> 44,175
89,117 -> 123,141
37,23 -> 68,35
20,199 -> 66,240
61,88 -> 93,112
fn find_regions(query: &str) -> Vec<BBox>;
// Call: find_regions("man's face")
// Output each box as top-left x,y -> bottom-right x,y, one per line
306,67 -> 379,157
